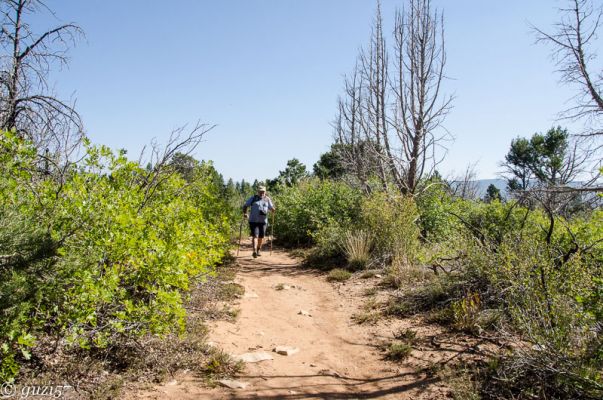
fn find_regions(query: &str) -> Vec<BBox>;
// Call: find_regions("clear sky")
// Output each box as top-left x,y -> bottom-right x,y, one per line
42,0 -> 589,182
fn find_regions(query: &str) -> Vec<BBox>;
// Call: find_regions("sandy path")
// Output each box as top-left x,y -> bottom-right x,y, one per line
135,245 -> 448,399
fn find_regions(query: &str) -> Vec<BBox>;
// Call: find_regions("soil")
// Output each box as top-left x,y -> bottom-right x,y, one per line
126,244 -> 494,399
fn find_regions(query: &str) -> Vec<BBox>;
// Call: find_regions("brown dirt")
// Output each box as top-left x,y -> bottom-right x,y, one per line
126,245 -> 495,399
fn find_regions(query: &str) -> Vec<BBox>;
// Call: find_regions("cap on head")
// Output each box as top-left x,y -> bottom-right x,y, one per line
258,186 -> 267,192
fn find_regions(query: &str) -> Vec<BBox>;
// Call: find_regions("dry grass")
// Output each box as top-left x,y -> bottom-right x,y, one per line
342,230 -> 372,270
351,311 -> 381,325
383,258 -> 432,288
442,367 -> 481,400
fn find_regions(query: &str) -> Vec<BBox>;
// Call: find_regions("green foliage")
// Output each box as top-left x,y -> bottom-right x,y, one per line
313,144 -> 346,180
274,158 -> 308,187
327,268 -> 352,282
274,178 -> 361,247
359,192 -> 420,265
451,292 -> 482,333
504,126 -> 572,191
385,342 -> 412,361
415,178 -> 460,241
0,131 -> 231,381
483,184 -> 502,203
170,152 -> 200,182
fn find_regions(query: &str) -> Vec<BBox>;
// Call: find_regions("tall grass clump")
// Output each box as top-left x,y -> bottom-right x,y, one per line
341,230 -> 372,270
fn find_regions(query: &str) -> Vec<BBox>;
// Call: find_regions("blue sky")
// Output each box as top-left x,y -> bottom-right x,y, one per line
43,0 -> 587,182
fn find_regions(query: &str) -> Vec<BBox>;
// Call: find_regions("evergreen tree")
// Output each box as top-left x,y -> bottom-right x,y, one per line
484,184 -> 503,203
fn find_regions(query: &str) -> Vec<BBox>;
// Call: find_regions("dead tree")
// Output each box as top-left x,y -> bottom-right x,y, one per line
390,0 -> 453,195
335,0 -> 452,196
535,0 -> 603,138
449,163 -> 480,200
334,64 -> 371,192
359,1 -> 391,192
0,0 -> 84,158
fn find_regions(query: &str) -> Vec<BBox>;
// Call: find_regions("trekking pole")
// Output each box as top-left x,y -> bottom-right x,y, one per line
237,215 -> 244,257
270,211 -> 276,256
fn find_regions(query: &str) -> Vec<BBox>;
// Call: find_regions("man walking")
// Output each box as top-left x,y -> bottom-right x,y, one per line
243,186 -> 276,258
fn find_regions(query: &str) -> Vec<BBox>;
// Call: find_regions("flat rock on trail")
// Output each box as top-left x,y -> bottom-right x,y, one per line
131,246 -> 449,399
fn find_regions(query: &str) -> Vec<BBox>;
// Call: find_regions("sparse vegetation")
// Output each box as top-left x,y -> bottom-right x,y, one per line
352,311 -> 381,325
385,342 -> 412,361
327,268 -> 352,282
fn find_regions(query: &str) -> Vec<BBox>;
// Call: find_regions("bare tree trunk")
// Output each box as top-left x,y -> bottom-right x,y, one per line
360,0 -> 390,192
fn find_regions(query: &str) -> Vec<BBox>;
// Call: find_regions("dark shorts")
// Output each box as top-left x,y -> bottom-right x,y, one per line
249,222 -> 267,238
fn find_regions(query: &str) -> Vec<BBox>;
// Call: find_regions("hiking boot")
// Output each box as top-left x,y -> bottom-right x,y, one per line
252,251 -> 257,258
256,249 -> 262,257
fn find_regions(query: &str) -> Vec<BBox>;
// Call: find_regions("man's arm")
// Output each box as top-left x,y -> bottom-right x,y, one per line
243,197 -> 252,217
267,197 -> 276,212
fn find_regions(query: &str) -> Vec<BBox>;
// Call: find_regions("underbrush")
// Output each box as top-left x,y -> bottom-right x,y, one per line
276,175 -> 603,399
16,262 -> 244,398
387,203 -> 603,399
0,131 -> 234,383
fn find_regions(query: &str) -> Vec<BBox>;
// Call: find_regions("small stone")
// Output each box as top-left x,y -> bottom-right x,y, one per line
318,368 -> 341,377
310,363 -> 317,367
235,351 -> 274,363
375,274 -> 382,278
218,379 -> 249,389
298,310 -> 312,317
273,346 -> 300,356
532,344 -> 546,351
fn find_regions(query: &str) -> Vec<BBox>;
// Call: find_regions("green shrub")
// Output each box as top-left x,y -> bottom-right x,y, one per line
327,268 -> 352,282
0,131 -> 232,381
385,342 -> 412,361
274,178 -> 361,247
359,192 -> 420,266
415,178 -> 460,241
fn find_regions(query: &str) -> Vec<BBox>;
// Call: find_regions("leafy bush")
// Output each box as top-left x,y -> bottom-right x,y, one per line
359,193 -> 420,266
405,199 -> 603,398
274,178 -> 361,247
0,131 -> 232,381
415,179 -> 460,241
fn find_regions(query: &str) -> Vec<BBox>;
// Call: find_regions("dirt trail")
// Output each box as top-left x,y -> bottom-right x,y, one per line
133,245 -> 452,399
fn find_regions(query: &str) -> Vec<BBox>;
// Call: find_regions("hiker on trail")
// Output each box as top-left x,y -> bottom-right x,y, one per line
243,186 -> 276,258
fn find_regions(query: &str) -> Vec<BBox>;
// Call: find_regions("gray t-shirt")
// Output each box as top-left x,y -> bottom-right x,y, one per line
244,195 -> 275,223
